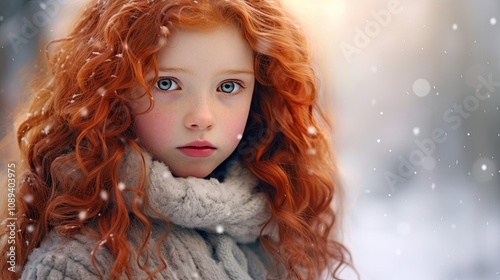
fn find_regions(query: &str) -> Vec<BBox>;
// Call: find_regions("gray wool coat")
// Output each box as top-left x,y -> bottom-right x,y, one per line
22,149 -> 280,279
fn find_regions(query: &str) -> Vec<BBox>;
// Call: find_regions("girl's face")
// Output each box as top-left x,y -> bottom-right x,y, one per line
131,25 -> 255,178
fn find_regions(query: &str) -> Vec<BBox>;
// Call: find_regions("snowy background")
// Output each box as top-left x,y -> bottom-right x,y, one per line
1,0 -> 499,279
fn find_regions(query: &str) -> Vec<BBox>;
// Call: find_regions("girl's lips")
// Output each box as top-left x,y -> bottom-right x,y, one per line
177,140 -> 216,157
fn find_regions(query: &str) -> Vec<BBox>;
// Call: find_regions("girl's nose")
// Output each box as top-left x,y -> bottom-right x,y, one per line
183,96 -> 215,130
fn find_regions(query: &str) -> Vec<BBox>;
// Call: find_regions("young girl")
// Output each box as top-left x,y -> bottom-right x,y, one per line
1,0 -> 352,279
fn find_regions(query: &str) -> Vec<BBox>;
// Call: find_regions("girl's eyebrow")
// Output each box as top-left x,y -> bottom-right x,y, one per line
158,67 -> 254,76
158,67 -> 191,74
216,69 -> 254,76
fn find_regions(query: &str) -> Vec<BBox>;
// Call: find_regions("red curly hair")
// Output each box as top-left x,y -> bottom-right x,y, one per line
1,0 -> 353,279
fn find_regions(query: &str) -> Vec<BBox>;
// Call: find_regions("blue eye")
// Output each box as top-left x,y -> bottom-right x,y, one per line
157,78 -> 179,91
218,81 -> 242,94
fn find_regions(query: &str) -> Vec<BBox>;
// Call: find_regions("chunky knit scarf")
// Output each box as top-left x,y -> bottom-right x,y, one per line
120,147 -> 271,244
22,148 -> 275,279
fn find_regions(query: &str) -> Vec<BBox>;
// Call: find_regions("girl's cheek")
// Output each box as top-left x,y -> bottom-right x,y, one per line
228,114 -> 250,145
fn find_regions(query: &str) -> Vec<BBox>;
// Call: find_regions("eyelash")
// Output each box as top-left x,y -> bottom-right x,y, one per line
217,80 -> 246,95
156,77 -> 181,91
155,77 -> 246,95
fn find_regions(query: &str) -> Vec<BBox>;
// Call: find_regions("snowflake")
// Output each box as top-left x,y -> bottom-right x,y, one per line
26,224 -> 35,233
24,194 -> 34,203
42,124 -> 51,135
79,210 -> 87,221
413,127 -> 420,136
215,225 -> 224,234
80,107 -> 89,117
307,126 -> 318,135
98,87 -> 106,96
100,190 -> 109,201
118,182 -> 126,191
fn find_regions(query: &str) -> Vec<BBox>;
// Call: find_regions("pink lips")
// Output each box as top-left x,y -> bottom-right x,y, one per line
177,140 -> 216,157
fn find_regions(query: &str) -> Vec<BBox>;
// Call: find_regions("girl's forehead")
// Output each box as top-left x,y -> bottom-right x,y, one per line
157,25 -> 254,71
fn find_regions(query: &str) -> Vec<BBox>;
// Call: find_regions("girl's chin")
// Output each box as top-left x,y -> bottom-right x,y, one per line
170,168 -> 214,179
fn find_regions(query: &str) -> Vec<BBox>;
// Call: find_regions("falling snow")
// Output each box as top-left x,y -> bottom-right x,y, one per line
79,210 -> 87,221
42,125 -> 51,135
26,224 -> 35,233
98,87 -> 106,96
118,182 -> 126,191
80,107 -> 89,117
307,126 -> 318,135
24,194 -> 34,203
413,127 -> 420,136
100,190 -> 109,201
215,225 -> 224,234
413,79 -> 431,97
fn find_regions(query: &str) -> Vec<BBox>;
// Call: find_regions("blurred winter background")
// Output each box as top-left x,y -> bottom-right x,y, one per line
1,0 -> 499,279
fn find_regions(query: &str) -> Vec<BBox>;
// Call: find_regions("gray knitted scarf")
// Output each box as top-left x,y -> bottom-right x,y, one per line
119,148 -> 275,279
120,148 -> 271,243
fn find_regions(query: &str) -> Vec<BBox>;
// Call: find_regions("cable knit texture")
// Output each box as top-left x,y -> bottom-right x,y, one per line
22,148 -> 275,279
